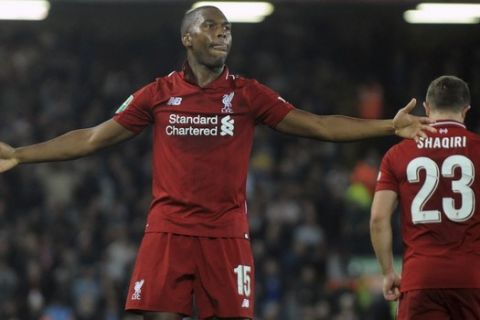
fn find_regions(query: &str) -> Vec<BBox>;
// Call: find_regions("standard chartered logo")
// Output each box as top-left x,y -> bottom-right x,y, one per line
166,114 -> 235,137
220,115 -> 234,136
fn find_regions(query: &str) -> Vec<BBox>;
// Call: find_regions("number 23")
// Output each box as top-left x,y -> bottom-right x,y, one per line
407,155 -> 475,224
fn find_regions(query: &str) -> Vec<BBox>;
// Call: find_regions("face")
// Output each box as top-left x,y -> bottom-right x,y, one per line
182,8 -> 232,68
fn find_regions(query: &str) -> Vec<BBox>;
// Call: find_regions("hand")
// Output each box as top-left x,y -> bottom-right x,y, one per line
383,272 -> 401,301
393,98 -> 436,142
0,142 -> 19,173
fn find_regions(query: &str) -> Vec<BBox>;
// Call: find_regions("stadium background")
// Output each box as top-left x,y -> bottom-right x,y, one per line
0,0 -> 479,319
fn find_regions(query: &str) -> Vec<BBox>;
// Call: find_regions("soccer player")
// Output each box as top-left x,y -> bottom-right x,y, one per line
0,6 -> 434,320
371,75 -> 480,320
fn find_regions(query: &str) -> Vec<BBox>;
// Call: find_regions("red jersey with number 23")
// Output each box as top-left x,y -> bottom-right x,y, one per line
376,121 -> 480,291
113,67 -> 294,238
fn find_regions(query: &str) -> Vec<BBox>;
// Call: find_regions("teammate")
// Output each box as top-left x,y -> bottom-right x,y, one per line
370,75 -> 480,320
0,6 -> 434,320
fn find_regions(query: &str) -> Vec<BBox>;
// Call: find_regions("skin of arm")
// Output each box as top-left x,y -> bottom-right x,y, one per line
370,189 -> 401,301
276,98 -> 435,141
0,119 -> 134,172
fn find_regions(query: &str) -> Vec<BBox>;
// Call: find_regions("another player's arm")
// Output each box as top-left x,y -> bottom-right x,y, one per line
0,119 -> 134,172
370,189 -> 401,301
275,98 -> 435,141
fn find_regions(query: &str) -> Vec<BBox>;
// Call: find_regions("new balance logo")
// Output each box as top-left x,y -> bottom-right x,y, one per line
241,299 -> 250,308
220,115 -> 234,136
167,97 -> 182,106
131,279 -> 144,300
221,92 -> 234,113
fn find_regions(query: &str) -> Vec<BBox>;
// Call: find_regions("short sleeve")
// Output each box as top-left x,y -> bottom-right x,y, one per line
375,148 -> 400,193
113,83 -> 155,134
246,81 -> 295,127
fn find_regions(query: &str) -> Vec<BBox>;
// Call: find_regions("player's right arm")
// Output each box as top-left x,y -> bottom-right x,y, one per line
0,119 -> 134,173
370,189 -> 401,301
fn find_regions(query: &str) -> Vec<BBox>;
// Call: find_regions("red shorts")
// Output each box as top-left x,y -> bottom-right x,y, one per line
397,289 -> 480,320
125,233 -> 255,319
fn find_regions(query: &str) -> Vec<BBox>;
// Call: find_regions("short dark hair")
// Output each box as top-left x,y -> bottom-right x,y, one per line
180,6 -> 220,37
426,75 -> 470,111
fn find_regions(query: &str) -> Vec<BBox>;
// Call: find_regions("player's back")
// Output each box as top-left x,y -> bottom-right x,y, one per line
382,120 -> 480,290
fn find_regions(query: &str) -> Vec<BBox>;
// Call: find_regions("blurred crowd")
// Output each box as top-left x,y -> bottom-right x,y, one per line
0,4 -> 479,320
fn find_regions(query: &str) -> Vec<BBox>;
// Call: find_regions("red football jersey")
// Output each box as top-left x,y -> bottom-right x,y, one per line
376,120 -> 480,291
113,66 -> 294,238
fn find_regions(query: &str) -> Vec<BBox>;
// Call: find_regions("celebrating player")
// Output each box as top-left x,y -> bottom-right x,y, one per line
0,6 -> 434,320
371,75 -> 480,320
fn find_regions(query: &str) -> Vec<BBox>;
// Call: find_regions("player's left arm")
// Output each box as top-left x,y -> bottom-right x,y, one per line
370,189 -> 401,301
275,98 -> 435,141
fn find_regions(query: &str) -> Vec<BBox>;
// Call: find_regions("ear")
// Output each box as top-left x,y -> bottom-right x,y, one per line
423,101 -> 430,116
462,105 -> 471,119
182,33 -> 192,47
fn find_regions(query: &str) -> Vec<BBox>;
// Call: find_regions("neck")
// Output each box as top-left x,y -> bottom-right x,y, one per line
185,54 -> 224,87
429,111 -> 464,123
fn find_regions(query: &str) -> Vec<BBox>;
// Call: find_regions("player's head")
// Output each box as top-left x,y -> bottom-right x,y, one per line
425,75 -> 471,118
180,6 -> 232,68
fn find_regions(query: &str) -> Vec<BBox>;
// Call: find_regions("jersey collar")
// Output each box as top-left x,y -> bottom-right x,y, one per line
432,120 -> 466,128
178,62 -> 231,89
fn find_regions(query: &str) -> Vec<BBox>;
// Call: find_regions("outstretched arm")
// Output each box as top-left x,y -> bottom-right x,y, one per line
0,119 -> 135,172
275,98 -> 435,141
370,189 -> 401,301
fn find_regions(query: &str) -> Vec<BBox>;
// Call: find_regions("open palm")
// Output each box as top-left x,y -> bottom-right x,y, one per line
0,142 -> 18,173
393,98 -> 436,140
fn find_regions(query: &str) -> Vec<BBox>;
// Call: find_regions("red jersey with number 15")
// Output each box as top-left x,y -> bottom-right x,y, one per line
113,67 -> 294,238
376,120 -> 480,291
